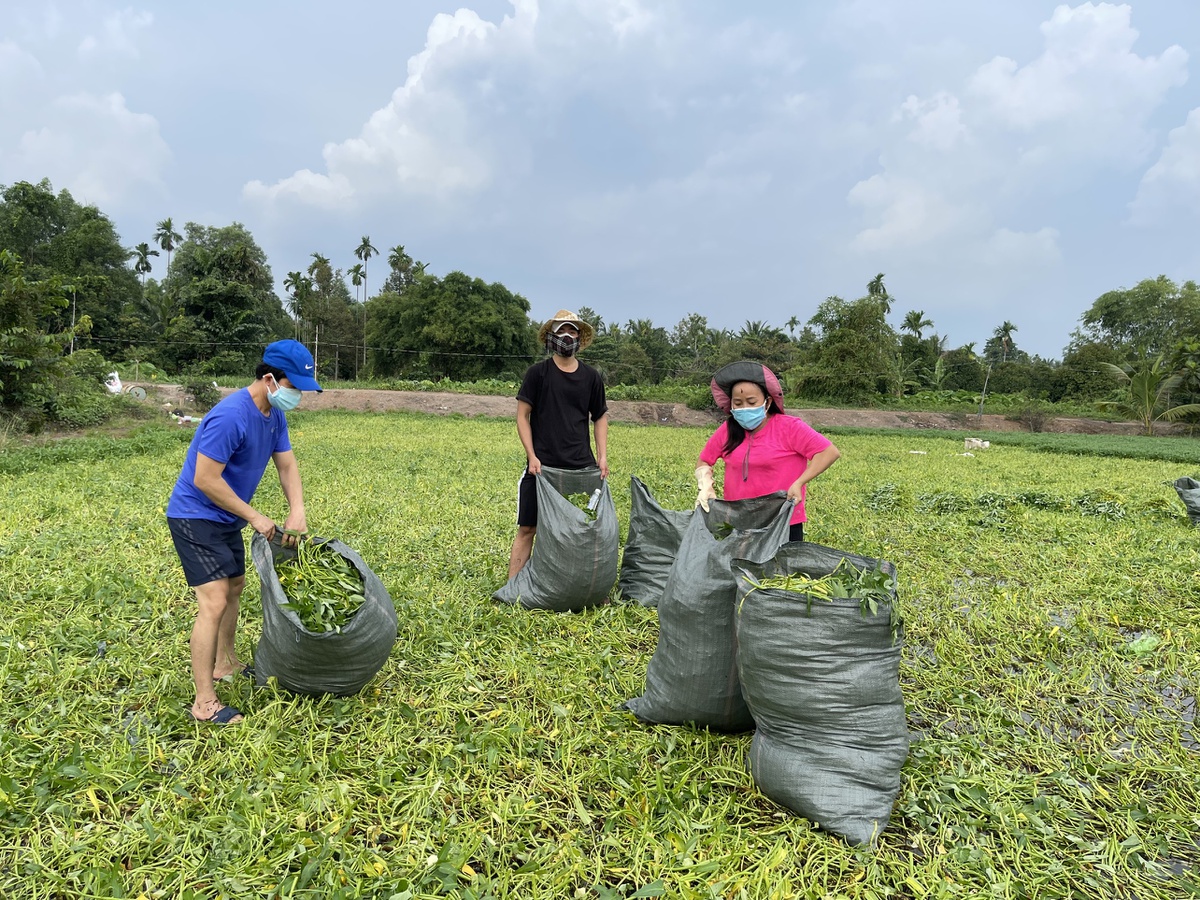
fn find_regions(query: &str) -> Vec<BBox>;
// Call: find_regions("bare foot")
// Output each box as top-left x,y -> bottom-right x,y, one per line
212,660 -> 251,681
190,697 -> 244,724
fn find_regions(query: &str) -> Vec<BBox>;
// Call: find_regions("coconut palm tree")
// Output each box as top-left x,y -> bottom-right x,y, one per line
132,242 -> 159,289
154,218 -> 183,274
348,263 -> 365,304
867,273 -> 891,314
355,237 -> 378,372
994,320 -> 1018,363
901,309 -> 933,340
1097,355 -> 1200,436
785,315 -> 800,337
283,270 -> 313,339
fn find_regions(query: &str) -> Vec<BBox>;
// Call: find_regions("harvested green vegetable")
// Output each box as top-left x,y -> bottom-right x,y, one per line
745,560 -> 896,619
275,538 -> 366,633
565,492 -> 599,520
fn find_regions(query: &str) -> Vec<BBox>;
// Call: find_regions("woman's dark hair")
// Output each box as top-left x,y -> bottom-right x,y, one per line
255,363 -> 288,382
721,391 -> 778,456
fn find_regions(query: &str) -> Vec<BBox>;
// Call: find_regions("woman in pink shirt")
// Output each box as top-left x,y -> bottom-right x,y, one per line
695,361 -> 840,542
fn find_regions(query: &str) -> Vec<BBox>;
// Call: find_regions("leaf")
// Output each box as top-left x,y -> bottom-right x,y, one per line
630,880 -> 667,898
1124,633 -> 1160,656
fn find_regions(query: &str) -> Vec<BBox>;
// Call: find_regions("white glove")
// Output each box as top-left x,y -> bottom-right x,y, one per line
695,465 -> 716,513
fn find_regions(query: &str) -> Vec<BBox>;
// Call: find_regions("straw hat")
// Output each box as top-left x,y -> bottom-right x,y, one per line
537,310 -> 595,350
710,360 -> 786,413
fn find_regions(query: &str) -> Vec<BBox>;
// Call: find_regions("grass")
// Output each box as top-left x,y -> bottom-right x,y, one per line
1,412 -> 1198,898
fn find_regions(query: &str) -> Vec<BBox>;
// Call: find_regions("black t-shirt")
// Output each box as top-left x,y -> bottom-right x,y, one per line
517,358 -> 608,468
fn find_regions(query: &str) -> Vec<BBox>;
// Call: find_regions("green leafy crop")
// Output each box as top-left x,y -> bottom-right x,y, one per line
275,539 -> 366,633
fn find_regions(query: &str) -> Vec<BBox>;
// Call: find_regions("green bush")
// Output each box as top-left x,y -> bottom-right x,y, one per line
184,379 -> 221,412
62,349 -> 111,385
48,375 -> 115,427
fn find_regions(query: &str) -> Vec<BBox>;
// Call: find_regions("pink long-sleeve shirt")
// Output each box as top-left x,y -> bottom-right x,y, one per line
699,413 -> 832,525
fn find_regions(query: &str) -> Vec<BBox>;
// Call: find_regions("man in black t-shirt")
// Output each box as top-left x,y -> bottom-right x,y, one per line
507,309 -> 609,579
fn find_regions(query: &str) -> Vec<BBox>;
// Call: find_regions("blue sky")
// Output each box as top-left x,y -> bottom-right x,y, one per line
3,1 -> 1200,359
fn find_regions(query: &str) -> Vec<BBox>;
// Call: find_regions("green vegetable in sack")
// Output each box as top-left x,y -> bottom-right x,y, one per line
275,538 -> 367,633
745,560 -> 896,620
565,492 -> 599,520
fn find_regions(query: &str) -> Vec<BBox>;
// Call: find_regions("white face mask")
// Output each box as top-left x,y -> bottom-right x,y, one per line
266,375 -> 302,411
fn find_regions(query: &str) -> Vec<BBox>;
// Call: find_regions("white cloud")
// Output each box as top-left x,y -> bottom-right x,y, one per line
1129,107 -> 1200,224
6,92 -> 169,207
898,91 -> 967,151
244,0 -> 663,211
847,174 -> 966,253
77,8 -> 152,60
0,40 -> 44,115
969,2 -> 1185,162
849,2 -> 1187,262
980,226 -> 1061,267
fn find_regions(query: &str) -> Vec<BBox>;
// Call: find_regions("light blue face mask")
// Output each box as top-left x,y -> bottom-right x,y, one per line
266,377 -> 302,412
731,403 -> 767,430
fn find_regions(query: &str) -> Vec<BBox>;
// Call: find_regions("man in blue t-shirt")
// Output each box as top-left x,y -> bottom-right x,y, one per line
166,340 -> 322,725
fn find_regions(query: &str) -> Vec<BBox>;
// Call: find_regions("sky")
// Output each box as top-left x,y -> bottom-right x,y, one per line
3,0 -> 1200,360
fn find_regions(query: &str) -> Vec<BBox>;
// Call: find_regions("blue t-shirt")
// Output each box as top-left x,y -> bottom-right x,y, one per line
166,388 -> 292,525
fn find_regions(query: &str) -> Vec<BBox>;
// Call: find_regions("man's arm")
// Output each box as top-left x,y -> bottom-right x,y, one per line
273,449 -> 308,544
516,399 -> 541,474
593,413 -> 609,478
193,453 -> 277,538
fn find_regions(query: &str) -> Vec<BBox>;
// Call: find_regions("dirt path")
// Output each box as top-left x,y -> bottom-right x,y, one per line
137,383 -> 1155,436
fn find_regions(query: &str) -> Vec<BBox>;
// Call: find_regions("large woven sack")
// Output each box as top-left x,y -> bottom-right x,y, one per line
732,542 -> 909,845
1174,476 -> 1200,526
624,494 -> 792,732
493,466 -> 618,611
617,476 -> 692,608
251,533 -> 398,697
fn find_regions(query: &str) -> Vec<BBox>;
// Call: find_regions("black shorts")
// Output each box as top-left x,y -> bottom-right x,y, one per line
516,470 -> 539,528
167,516 -> 247,587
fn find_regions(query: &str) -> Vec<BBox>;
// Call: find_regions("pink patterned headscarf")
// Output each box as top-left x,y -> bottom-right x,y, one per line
709,361 -> 785,414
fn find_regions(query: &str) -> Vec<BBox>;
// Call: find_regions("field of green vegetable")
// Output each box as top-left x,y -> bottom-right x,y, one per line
1,411 -> 1198,899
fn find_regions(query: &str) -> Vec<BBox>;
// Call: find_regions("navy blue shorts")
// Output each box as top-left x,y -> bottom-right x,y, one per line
516,471 -> 538,528
167,517 -> 247,587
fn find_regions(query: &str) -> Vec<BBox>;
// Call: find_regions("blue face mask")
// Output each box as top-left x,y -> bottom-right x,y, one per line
731,403 -> 767,430
266,377 -> 302,412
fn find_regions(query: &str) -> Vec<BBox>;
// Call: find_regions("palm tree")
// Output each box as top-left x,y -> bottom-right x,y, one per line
307,252 -> 332,284
785,315 -> 800,337
355,237 -> 378,373
994,321 -> 1017,362
867,273 -> 891,314
901,309 -> 933,340
154,218 -> 183,274
1097,355 -> 1200,436
132,242 -> 159,289
283,270 -> 313,339
348,263 -> 365,304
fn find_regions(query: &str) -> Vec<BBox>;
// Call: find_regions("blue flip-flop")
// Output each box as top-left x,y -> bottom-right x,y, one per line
190,704 -> 243,725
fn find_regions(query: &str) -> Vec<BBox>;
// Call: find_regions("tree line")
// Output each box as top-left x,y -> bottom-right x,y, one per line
3,178 -> 1200,432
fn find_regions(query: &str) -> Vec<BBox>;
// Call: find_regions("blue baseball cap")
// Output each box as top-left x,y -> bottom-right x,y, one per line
262,339 -> 323,392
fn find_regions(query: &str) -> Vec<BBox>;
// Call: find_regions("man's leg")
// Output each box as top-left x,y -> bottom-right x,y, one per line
507,525 -> 537,580
507,470 -> 538,580
212,574 -> 246,680
191,578 -> 244,722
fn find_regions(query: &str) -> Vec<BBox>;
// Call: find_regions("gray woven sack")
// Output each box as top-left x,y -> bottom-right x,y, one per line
251,533 -> 398,697
1174,476 -> 1200,526
493,466 -> 618,611
624,494 -> 792,732
617,476 -> 693,608
732,542 -> 909,845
